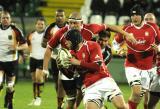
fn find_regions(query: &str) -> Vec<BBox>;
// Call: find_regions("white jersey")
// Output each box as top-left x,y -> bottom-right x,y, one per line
0,25 -> 25,62
28,31 -> 46,59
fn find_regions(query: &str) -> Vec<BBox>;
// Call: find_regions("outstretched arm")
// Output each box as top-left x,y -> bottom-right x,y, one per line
107,25 -> 137,44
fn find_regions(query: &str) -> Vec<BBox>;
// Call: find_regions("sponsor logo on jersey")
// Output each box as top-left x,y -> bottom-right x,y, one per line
8,35 -> 12,40
145,32 -> 149,36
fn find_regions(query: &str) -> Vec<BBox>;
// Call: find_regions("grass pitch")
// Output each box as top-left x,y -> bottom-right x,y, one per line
0,79 -> 160,109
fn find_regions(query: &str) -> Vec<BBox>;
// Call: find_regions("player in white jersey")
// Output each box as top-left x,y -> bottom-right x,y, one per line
0,11 -> 28,109
27,18 -> 46,106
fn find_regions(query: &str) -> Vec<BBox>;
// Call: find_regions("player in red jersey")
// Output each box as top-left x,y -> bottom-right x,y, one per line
0,11 -> 28,109
64,29 -> 128,109
41,9 -> 67,109
43,12 -> 136,109
113,5 -> 160,109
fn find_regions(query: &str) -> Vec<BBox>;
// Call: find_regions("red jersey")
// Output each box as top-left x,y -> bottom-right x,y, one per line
48,24 -> 107,49
115,22 -> 160,70
71,41 -> 110,87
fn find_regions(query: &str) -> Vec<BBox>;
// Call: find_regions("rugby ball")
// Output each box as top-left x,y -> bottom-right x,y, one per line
57,48 -> 72,69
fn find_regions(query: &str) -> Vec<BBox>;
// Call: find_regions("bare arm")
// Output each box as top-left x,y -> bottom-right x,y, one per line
107,25 -> 137,44
43,47 -> 52,70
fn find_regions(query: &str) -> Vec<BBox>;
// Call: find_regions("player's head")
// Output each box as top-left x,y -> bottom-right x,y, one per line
144,13 -> 156,23
35,17 -> 46,33
98,30 -> 111,48
55,9 -> 66,25
130,4 -> 144,26
65,29 -> 83,50
1,11 -> 11,27
68,12 -> 83,30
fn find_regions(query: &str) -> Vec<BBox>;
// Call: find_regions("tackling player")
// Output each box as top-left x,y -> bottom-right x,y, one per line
113,5 -> 160,109
65,29 -> 128,109
43,12 -> 136,109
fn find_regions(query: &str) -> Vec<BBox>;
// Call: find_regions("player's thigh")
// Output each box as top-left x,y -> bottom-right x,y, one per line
61,79 -> 76,97
148,92 -> 160,108
85,101 -> 100,109
111,95 -> 127,108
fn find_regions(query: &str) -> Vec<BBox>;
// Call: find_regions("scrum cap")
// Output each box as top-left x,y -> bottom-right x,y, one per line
66,29 -> 83,50
130,4 -> 144,17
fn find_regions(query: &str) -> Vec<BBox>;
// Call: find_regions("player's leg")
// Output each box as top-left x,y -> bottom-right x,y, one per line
111,95 -> 128,109
61,79 -> 77,109
125,67 -> 145,109
74,76 -> 83,109
51,59 -> 65,109
28,57 -> 37,105
0,70 -> 4,95
4,61 -> 18,109
32,59 -> 44,106
57,75 -> 66,109
143,91 -> 149,109
147,91 -> 160,109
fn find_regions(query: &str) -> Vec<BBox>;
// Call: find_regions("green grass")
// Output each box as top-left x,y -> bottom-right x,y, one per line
0,79 -> 160,109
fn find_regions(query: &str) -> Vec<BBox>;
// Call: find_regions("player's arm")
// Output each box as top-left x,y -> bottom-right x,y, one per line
70,43 -> 102,72
13,26 -> 28,51
41,25 -> 52,48
106,25 -> 136,44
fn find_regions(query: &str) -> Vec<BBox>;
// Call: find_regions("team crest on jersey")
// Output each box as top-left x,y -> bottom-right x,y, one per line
145,32 -> 149,36
8,35 -> 12,40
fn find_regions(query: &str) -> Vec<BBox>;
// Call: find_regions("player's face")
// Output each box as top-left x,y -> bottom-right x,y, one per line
131,14 -> 142,26
56,12 -> 65,24
35,20 -> 46,32
65,40 -> 72,50
144,14 -> 156,23
98,37 -> 109,48
68,20 -> 83,30
1,13 -> 11,27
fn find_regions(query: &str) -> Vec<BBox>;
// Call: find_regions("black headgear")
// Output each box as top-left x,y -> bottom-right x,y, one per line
130,4 -> 144,17
66,29 -> 83,50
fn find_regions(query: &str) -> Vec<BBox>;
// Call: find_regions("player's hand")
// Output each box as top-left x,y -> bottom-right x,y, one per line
116,48 -> 127,57
125,33 -> 137,44
151,44 -> 158,52
43,70 -> 50,78
69,58 -> 81,65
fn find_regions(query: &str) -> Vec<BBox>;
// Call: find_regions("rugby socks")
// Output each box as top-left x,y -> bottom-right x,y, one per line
128,100 -> 138,109
37,82 -> 44,98
57,97 -> 64,109
33,82 -> 37,99
4,91 -> 15,109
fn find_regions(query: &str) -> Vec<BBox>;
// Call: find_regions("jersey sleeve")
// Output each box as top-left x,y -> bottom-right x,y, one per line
12,25 -> 26,44
47,29 -> 61,49
85,24 -> 107,34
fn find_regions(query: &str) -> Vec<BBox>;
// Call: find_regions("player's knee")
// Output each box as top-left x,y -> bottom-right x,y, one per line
6,81 -> 15,92
116,104 -> 128,109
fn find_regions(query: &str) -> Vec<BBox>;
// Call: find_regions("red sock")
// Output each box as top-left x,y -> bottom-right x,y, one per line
128,100 -> 138,109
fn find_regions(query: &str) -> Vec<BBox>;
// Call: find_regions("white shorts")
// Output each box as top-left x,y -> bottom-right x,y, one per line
125,67 -> 153,90
83,77 -> 122,106
150,74 -> 160,92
